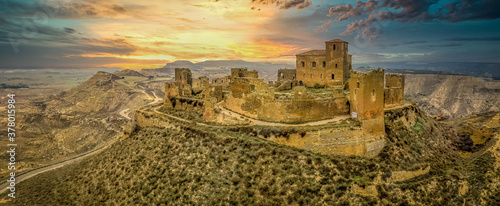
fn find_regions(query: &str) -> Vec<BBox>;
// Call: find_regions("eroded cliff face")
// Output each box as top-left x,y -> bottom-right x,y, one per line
404,74 -> 500,118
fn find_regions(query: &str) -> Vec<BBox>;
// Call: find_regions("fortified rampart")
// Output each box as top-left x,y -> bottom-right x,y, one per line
225,95 -> 350,123
161,38 -> 406,157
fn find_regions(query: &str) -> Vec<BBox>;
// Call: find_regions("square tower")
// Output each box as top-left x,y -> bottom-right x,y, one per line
175,68 -> 192,85
296,39 -> 352,87
325,39 -> 350,83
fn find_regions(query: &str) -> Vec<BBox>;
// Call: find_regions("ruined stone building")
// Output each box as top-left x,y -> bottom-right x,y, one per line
163,39 -> 405,157
174,68 -> 192,85
296,39 -> 352,87
231,68 -> 258,79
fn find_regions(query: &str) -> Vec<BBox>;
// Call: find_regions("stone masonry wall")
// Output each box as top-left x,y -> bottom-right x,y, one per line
384,74 -> 405,108
349,69 -> 385,137
174,68 -> 192,85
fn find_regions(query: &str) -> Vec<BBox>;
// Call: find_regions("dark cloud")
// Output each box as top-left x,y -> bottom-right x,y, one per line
64,27 -> 76,33
445,37 -> 500,41
0,43 -> 137,69
440,0 -> 500,22
402,40 -> 428,45
328,0 -> 379,21
327,0 -> 500,39
251,0 -> 312,9
414,43 -> 462,49
0,0 -> 135,20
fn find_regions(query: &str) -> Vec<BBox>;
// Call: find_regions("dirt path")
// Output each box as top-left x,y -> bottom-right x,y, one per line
0,141 -> 114,195
0,87 -> 160,197
118,91 -> 161,120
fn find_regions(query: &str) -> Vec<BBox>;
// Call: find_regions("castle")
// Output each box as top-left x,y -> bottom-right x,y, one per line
164,39 -> 405,157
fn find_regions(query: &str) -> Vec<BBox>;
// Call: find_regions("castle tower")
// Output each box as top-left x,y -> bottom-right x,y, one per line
349,69 -> 385,137
296,39 -> 352,88
175,68 -> 192,85
325,39 -> 350,84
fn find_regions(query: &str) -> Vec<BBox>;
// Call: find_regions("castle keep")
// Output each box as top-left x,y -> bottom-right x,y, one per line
163,39 -> 405,157
296,39 -> 352,87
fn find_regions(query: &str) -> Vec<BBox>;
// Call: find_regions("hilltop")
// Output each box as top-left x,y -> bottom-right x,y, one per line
114,69 -> 145,77
5,104 -> 500,205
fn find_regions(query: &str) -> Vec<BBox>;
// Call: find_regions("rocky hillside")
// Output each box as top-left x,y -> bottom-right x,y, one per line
0,72 -> 149,178
405,74 -> 500,118
5,104 -> 499,205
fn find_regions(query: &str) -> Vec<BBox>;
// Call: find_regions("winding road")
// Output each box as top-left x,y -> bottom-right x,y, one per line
0,88 -> 162,196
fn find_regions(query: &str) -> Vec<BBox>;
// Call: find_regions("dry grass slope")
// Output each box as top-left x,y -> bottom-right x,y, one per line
3,105 -> 500,205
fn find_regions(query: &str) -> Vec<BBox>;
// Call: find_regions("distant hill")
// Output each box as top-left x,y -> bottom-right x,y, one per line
355,62 -> 500,79
139,60 -> 294,81
404,74 -> 500,118
162,60 -> 203,71
114,69 -> 145,77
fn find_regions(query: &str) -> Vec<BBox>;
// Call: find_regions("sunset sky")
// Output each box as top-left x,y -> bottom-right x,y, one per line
1,0 -> 499,69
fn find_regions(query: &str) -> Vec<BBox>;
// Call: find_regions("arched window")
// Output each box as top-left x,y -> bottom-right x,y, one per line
331,74 -> 334,79
335,64 -> 338,68
323,61 -> 326,67
357,82 -> 360,88
301,61 -> 305,67
333,44 -> 336,50
312,62 -> 316,67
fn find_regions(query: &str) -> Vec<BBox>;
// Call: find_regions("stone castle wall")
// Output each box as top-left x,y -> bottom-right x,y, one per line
349,69 -> 385,137
231,68 -> 258,79
277,69 -> 297,82
384,74 -> 405,108
268,126 -> 385,157
224,95 -> 350,123
212,76 -> 230,87
192,77 -> 209,93
174,68 -> 192,85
